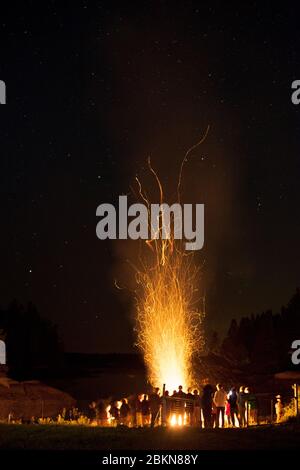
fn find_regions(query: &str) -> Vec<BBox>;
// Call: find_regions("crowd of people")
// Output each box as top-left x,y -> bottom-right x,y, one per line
7,384 -> 288,427
89,384 -> 260,428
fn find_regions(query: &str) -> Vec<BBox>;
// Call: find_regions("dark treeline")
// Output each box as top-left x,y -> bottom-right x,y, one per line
219,289 -> 300,372
0,301 -> 62,379
1,290 -> 299,380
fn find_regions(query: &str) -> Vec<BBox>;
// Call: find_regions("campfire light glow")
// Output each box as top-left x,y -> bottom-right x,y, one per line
134,140 -> 207,391
136,236 -> 203,390
170,412 -> 187,427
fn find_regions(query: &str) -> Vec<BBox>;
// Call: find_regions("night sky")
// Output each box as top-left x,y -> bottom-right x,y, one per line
1,1 -> 300,353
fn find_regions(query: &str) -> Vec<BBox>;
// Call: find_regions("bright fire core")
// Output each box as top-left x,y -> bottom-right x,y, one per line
134,156 -> 205,391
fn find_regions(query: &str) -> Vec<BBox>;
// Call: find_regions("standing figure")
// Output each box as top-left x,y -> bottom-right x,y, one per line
192,390 -> 202,427
109,401 -> 120,426
245,387 -> 258,425
228,387 -> 239,427
213,384 -> 227,428
149,387 -> 161,427
162,390 -> 172,424
141,394 -> 150,427
201,384 -> 214,428
275,395 -> 283,423
237,386 -> 247,427
186,388 -> 194,425
88,401 -> 98,424
120,399 -> 131,426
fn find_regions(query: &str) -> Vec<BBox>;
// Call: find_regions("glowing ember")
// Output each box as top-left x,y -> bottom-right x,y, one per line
134,146 -> 206,391
136,240 -> 203,390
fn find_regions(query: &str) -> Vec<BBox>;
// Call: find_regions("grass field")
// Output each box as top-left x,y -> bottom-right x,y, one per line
0,422 -> 299,450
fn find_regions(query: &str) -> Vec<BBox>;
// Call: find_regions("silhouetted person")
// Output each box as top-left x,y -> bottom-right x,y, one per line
228,387 -> 239,427
163,390 -> 172,424
170,390 -> 177,420
212,400 -> 217,428
149,387 -> 161,427
186,387 -> 194,425
88,401 -> 98,422
176,385 -> 186,398
193,389 -> 201,426
237,386 -> 247,427
245,387 -> 258,425
109,401 -> 120,425
201,384 -> 213,428
141,394 -> 150,426
120,399 -> 130,426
